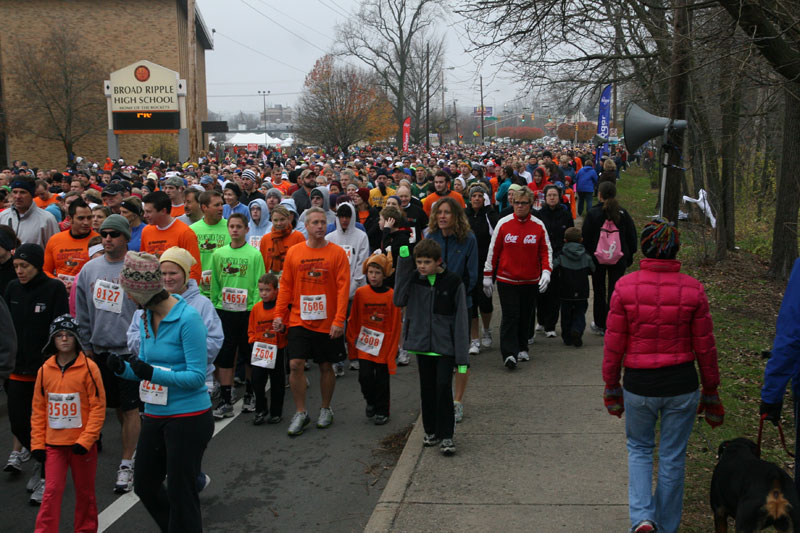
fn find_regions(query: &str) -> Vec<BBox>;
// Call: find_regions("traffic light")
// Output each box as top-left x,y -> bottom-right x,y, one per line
521,114 -> 526,122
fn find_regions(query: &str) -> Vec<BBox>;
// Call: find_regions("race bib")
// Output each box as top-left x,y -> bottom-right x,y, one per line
409,228 -> 417,243
139,367 -> 169,405
300,294 -> 327,321
201,270 -> 212,290
355,326 -> 385,357
251,342 -> 277,369
57,273 -> 76,290
93,279 -> 123,314
249,235 -> 262,249
48,392 -> 82,429
222,287 -> 248,312
341,245 -> 353,264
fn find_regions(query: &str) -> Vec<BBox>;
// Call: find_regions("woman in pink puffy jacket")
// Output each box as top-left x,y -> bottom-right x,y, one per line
601,221 -> 724,533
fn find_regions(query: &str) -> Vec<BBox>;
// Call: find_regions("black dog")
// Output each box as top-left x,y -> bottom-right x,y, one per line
711,438 -> 800,532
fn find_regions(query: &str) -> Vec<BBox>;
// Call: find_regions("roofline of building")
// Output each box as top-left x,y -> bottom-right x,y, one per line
195,5 -> 213,50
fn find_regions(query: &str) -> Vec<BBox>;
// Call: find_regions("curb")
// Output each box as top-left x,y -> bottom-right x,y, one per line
364,414 -> 425,532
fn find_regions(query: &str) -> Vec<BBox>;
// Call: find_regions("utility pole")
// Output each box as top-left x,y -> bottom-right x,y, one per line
425,43 -> 430,150
453,100 -> 459,145
440,70 -> 445,146
258,90 -> 270,136
479,75 -> 485,142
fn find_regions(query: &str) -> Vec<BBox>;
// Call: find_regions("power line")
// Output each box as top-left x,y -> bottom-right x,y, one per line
212,31 -> 307,74
316,0 -> 349,19
208,92 -> 302,98
241,0 -> 329,55
253,0 -> 336,41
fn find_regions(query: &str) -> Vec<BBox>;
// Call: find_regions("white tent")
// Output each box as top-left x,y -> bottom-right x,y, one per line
223,132 -> 286,147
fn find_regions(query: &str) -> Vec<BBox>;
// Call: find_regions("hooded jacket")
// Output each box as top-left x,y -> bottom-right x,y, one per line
535,203 -> 574,257
574,166 -> 598,193
553,241 -> 595,300
582,202 -> 637,267
325,202 -> 370,299
762,258 -> 800,402
465,204 -> 500,268
298,186 -> 336,227
247,198 -> 272,249
127,279 -> 223,390
280,198 -> 307,238
4,272 -> 69,376
427,230 -> 479,307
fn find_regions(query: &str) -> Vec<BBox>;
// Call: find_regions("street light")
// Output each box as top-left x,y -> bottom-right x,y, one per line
258,90 -> 270,135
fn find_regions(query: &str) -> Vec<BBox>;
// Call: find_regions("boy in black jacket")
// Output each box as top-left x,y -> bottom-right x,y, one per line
554,228 -> 595,347
394,240 -> 468,456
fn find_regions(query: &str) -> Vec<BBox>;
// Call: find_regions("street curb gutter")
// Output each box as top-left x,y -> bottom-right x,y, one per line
364,415 -> 425,532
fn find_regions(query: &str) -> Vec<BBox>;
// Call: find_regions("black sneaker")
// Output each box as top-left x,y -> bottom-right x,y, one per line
253,411 -> 268,426
241,394 -> 255,413
374,415 -> 389,425
267,415 -> 283,424
365,404 -> 376,418
440,439 -> 456,456
422,433 -> 440,447
504,355 -> 517,370
572,331 -> 583,347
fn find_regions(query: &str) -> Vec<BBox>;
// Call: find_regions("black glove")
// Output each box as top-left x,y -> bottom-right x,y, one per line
760,400 -> 783,426
106,352 -> 126,375
72,443 -> 88,455
31,449 -> 46,463
128,357 -> 154,381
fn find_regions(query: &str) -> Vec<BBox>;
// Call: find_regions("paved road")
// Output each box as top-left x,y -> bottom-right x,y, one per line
0,361 -> 421,532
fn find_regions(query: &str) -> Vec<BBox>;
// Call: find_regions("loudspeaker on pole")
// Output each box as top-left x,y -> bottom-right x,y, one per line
623,103 -> 687,153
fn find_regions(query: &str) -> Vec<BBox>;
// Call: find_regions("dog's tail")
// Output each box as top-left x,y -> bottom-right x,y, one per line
764,479 -> 792,523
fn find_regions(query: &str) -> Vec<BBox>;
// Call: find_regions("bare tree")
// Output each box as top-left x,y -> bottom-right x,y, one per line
7,28 -> 105,164
404,36 -> 445,144
336,0 -> 444,144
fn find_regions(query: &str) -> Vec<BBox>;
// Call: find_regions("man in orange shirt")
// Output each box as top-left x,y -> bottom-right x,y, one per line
274,207 -> 350,436
140,191 -> 202,281
422,171 -> 466,215
43,198 -> 97,291
162,176 -> 186,217
33,180 -> 59,209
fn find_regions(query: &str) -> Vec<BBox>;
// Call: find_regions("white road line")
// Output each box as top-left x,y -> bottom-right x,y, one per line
97,400 -> 244,532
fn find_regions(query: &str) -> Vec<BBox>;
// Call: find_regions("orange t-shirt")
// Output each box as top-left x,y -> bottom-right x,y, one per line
34,195 -> 59,209
259,230 -> 305,274
271,180 -> 291,195
345,285 -> 401,373
140,219 -> 202,281
421,190 -> 466,215
170,204 -> 185,217
42,229 -> 99,287
248,301 -> 288,348
274,241 -> 351,333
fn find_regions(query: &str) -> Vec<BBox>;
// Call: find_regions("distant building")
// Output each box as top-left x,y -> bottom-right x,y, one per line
261,105 -> 293,124
0,0 -> 213,169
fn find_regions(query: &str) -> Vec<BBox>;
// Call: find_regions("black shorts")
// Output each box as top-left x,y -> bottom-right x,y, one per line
287,326 -> 346,364
95,352 -> 141,411
470,284 -> 494,318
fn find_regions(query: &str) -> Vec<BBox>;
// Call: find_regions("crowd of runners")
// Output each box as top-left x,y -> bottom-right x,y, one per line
0,143 -> 661,531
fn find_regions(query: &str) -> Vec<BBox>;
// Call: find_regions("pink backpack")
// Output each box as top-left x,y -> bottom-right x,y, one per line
594,219 -> 624,265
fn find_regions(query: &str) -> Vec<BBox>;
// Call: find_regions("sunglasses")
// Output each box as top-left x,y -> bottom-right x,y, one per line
100,230 -> 122,238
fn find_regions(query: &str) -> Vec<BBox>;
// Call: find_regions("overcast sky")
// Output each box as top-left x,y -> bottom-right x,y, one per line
196,0 -> 525,117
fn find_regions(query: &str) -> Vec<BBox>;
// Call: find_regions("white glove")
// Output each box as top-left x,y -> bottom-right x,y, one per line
538,270 -> 551,293
483,276 -> 493,298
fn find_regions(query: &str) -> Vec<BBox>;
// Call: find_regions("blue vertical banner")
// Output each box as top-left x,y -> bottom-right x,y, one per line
595,84 -> 612,165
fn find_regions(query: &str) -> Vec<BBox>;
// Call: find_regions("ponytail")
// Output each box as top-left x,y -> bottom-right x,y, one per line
599,182 -> 620,225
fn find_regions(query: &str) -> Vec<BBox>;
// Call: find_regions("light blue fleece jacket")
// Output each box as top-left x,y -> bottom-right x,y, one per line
119,294 -> 211,416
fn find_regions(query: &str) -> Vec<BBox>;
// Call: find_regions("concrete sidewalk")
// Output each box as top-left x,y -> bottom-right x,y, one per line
366,317 -> 630,532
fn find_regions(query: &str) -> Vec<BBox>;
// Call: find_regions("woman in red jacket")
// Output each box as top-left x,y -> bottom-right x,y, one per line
601,221 -> 724,533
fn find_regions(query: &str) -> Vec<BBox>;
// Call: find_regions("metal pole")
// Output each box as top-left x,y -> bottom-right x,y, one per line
479,75 -> 485,142
440,70 -> 445,146
453,101 -> 459,145
425,43 -> 430,150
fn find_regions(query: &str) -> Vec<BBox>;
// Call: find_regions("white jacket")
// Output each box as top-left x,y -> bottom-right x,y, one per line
325,202 -> 369,299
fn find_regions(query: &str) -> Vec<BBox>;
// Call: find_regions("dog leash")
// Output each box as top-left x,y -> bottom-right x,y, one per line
757,413 -> 795,458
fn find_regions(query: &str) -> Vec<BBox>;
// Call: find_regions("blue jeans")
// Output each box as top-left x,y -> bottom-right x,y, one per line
577,191 -> 593,216
624,389 -> 699,533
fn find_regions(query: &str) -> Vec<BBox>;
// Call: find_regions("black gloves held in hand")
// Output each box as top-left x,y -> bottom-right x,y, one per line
106,353 -> 126,375
129,357 -> 154,382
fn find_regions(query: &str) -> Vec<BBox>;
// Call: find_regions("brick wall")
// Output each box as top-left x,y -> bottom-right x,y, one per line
0,0 -> 208,169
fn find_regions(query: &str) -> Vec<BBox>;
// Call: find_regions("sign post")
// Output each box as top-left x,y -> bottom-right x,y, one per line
104,60 -> 188,162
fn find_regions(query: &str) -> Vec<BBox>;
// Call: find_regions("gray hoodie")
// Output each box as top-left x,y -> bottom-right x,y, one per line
324,202 -> 370,299
247,198 -> 271,248
280,198 -> 307,238
299,186 -> 336,227
76,254 -> 139,354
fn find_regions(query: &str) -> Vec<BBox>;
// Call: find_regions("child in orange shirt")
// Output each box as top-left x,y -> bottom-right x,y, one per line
247,273 -> 287,425
346,254 -> 401,425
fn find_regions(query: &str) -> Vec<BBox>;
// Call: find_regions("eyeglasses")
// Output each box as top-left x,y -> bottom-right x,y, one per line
513,201 -> 531,206
100,230 -> 121,238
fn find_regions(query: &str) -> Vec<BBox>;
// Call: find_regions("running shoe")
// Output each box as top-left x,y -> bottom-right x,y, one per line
114,466 -> 134,494
267,415 -> 283,424
468,339 -> 480,355
454,401 -> 464,423
527,335 -> 536,345
504,355 -> 517,370
545,330 -> 557,338
304,360 -> 311,370
349,360 -> 360,371
29,478 -> 45,505
572,331 -> 583,347
374,415 -> 389,425
317,407 -> 334,429
633,520 -> 657,533
241,394 -> 255,413
26,472 -> 41,492
396,349 -> 410,366
517,350 -> 530,362
253,411 -> 268,426
365,404 -> 376,418
213,402 -> 234,419
422,433 -> 440,447
4,450 -> 23,473
197,473 -> 211,493
233,376 -> 245,386
287,411 -> 310,436
440,439 -> 456,456
18,447 -> 31,463
535,324 -> 544,332
333,362 -> 345,377
590,321 -> 605,336
481,330 -> 492,348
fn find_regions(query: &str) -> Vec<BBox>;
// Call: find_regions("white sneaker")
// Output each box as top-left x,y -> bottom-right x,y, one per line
18,447 -> 31,463
29,478 -> 45,505
349,360 -> 360,371
114,466 -> 134,494
517,350 -> 530,362
590,321 -> 605,336
545,330 -> 557,338
454,401 -> 464,423
535,324 -> 544,332
468,339 -> 480,355
333,362 -> 345,377
4,450 -> 23,473
527,335 -> 536,345
481,330 -> 492,348
397,349 -> 410,366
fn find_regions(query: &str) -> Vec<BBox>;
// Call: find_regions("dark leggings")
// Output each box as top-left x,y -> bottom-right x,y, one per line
591,262 -> 627,330
416,354 -> 455,439
250,347 -> 286,417
535,269 -> 560,332
358,359 -> 390,417
6,378 -> 34,451
134,410 -> 214,533
497,282 -> 538,358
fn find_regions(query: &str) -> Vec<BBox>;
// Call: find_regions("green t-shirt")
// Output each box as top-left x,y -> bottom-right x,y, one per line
411,181 -> 429,199
190,218 -> 231,295
210,243 -> 265,312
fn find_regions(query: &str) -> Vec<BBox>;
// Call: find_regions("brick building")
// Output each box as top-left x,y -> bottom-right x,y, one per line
0,0 -> 212,169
